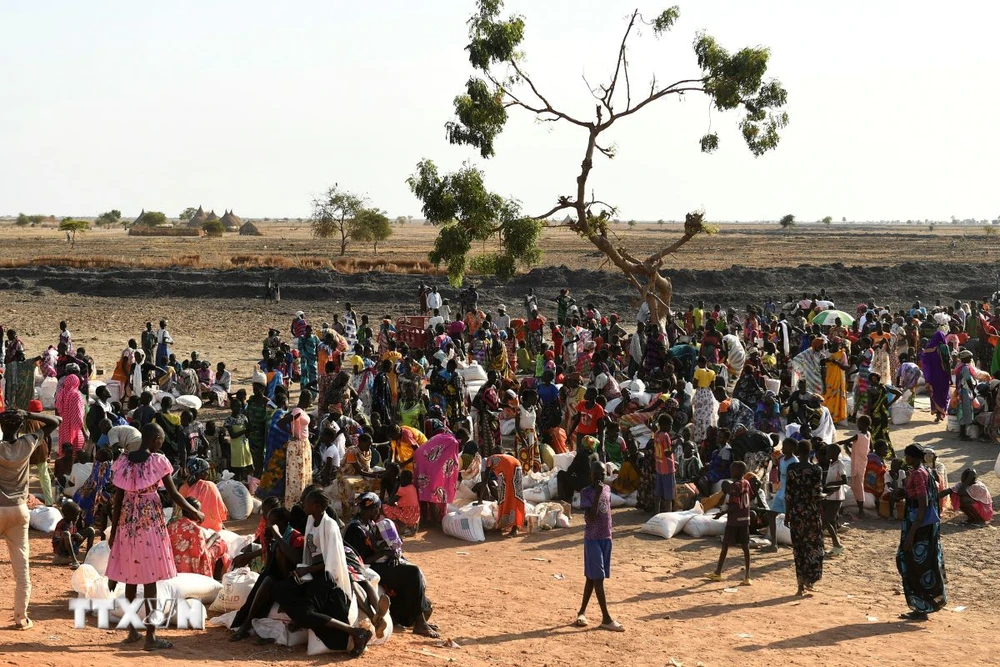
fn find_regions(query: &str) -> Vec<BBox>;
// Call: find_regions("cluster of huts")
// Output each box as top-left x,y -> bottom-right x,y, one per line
186,206 -> 261,235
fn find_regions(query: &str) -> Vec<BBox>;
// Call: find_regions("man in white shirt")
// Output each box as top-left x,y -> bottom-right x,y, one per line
426,286 -> 442,312
428,309 -> 445,331
496,305 -> 511,331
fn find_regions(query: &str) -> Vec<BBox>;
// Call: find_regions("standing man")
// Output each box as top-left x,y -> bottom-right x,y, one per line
524,288 -> 538,319
440,298 -> 452,324
140,322 -> 156,365
426,286 -> 442,315
418,284 -> 430,314
0,408 -> 61,630
557,289 -> 575,326
496,305 -> 511,331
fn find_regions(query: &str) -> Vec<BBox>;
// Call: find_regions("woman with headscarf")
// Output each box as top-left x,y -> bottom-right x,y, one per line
691,356 -> 718,443
482,452 -> 526,536
370,360 -> 394,427
896,444 -> 947,621
256,391 -> 291,500
344,493 -> 439,638
178,457 -> 228,532
785,439 -> 825,596
920,330 -> 952,422
413,425 -> 461,526
954,350 -> 976,440
822,338 -> 849,423
55,373 -> 86,454
474,371 -> 502,456
791,337 -> 826,396
487,338 -> 513,382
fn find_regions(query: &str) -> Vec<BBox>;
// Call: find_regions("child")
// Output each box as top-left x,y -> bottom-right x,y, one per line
677,435 -> 703,483
653,414 -> 676,513
574,460 -> 624,632
382,469 -> 420,536
707,461 -> 753,586
52,501 -> 96,569
107,422 -> 204,650
841,414 -> 872,519
822,443 -> 847,556
941,468 -> 995,526
223,400 -> 252,480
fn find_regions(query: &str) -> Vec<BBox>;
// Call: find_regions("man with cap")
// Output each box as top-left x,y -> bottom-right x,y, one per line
496,305 -> 511,331
0,407 -> 62,630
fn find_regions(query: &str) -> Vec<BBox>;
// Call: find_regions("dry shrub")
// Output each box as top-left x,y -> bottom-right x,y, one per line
229,255 -> 295,269
128,226 -> 203,237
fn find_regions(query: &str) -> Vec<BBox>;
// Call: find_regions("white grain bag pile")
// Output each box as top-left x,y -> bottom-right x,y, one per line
640,503 -> 704,539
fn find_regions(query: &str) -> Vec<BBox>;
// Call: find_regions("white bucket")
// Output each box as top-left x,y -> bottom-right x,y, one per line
764,378 -> 781,395
105,380 -> 123,403
945,415 -> 960,433
39,377 -> 58,409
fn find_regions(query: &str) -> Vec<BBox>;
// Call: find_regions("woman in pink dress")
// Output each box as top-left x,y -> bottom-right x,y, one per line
107,422 -> 203,651
55,373 -> 86,453
413,424 -> 461,526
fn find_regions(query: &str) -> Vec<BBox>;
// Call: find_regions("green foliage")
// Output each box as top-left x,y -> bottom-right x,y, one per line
652,6 -> 681,35
15,213 -> 43,227
203,219 -> 225,236
135,211 -> 167,227
179,207 -> 198,220
350,207 -> 394,254
59,218 -> 89,246
311,185 -> 366,254
627,220 -> 637,228
984,225 -> 996,237
408,159 -> 540,286
778,213 -> 795,230
695,33 -> 789,156
96,209 -> 122,227
466,0 -> 525,71
699,132 -> 719,154
821,216 -> 833,225
447,78 -> 508,159
928,223 -> 936,232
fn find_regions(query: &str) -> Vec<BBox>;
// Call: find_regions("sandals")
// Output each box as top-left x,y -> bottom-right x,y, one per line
740,577 -> 753,586
705,573 -> 723,582
144,638 -> 173,651
574,614 -> 588,628
599,620 -> 625,632
13,618 -> 33,631
898,611 -> 928,622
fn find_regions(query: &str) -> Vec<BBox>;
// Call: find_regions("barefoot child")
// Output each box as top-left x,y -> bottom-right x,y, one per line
52,501 -> 96,569
653,414 -> 676,513
841,415 -> 871,519
707,461 -> 753,586
575,460 -> 624,632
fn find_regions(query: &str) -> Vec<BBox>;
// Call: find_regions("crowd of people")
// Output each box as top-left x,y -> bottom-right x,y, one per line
0,285 -> 996,647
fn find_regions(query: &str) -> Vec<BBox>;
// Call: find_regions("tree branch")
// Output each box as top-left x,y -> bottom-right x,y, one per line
532,198 -> 577,220
595,143 -> 615,159
507,60 -> 592,128
605,81 -> 706,127
604,10 -> 640,115
645,232 -> 698,264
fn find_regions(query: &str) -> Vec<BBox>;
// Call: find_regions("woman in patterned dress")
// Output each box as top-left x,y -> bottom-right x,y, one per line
482,453 -> 525,535
785,439 -> 825,596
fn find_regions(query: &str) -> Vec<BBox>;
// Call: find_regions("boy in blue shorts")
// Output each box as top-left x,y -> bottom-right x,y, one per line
575,460 -> 625,632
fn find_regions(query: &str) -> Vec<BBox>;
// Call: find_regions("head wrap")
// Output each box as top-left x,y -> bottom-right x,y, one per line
186,457 -> 210,486
959,350 -> 973,361
28,400 -> 43,413
582,435 -> 599,451
357,492 -> 382,510
251,369 -> 267,386
904,443 -> 925,461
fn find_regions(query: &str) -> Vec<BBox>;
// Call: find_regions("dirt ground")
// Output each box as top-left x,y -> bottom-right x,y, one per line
0,225 -> 999,665
0,400 -> 997,667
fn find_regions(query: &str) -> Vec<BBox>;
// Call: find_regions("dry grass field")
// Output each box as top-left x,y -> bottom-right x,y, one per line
0,221 -> 994,274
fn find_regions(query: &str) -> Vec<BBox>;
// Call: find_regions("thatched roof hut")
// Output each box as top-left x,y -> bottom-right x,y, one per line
187,205 -> 208,228
206,210 -> 219,222
239,221 -> 262,236
220,209 -> 243,232
133,208 -> 146,226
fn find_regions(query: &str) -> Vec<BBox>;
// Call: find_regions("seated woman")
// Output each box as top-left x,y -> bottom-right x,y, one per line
344,493 -> 439,638
231,505 -> 304,640
73,446 -> 114,527
267,490 -> 373,657
941,468 -> 994,526
382,469 -> 420,536
178,457 -> 228,532
168,498 -> 230,580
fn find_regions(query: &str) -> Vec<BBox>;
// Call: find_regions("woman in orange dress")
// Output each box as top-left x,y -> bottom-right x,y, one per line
482,454 -> 525,535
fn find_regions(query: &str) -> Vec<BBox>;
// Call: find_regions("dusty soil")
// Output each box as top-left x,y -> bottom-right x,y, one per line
0,405 -> 997,667
0,223 -> 999,666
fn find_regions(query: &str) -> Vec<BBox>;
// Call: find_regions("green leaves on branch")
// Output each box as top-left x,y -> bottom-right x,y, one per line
134,211 -> 167,227
408,159 -> 542,286
349,207 -> 394,254
695,32 -> 788,156
447,77 -> 508,159
467,0 -> 524,71
699,132 -> 719,154
652,6 -> 680,35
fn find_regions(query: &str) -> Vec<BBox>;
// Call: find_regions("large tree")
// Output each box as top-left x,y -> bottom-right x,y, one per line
420,1 -> 788,322
310,185 -> 366,255
349,207 -> 394,255
96,209 -> 122,227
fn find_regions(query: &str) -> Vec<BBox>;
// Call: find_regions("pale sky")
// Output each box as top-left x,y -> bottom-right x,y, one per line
2,1 -> 997,223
